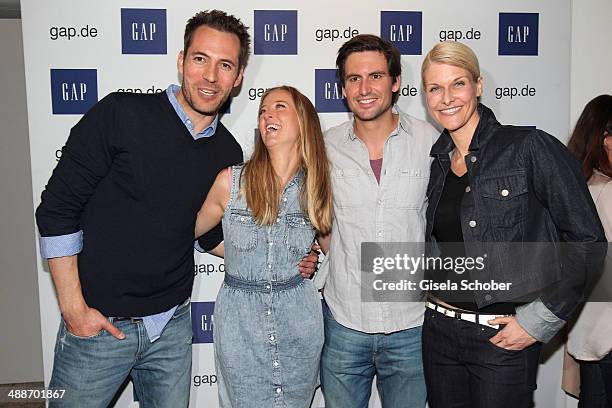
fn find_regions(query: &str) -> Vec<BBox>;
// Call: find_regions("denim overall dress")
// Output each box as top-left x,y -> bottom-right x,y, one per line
214,165 -> 324,407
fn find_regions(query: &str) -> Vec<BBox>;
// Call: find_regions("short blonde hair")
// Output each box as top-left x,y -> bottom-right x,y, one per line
421,41 -> 480,84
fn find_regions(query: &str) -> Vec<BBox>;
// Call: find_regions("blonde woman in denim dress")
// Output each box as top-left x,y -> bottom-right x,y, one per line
195,86 -> 333,407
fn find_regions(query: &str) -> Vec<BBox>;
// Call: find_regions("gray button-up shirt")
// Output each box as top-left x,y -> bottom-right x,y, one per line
315,107 -> 439,333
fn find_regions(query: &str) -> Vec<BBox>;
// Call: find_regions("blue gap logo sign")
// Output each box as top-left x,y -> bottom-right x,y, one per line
380,11 -> 422,55
498,13 -> 539,56
192,301 -> 215,344
50,69 -> 98,115
121,8 -> 167,55
254,10 -> 298,55
314,69 -> 348,113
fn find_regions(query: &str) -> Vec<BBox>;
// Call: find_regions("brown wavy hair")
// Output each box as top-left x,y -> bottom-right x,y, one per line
567,94 -> 612,179
241,86 -> 333,234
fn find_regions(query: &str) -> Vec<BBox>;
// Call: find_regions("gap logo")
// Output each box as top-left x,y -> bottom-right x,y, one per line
380,11 -> 422,55
192,301 -> 215,344
314,69 -> 348,113
121,8 -> 167,54
498,13 -> 539,56
254,10 -> 298,55
50,69 -> 98,115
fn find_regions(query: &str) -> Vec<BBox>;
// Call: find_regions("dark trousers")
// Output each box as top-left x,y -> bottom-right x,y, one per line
579,351 -> 612,408
422,308 -> 542,408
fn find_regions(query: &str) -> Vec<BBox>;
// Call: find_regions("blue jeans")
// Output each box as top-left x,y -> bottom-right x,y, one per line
422,308 -> 542,408
49,299 -> 192,408
320,302 -> 426,408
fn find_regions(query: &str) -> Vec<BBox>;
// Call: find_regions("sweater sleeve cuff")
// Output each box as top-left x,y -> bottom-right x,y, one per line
515,298 -> 565,343
39,230 -> 83,259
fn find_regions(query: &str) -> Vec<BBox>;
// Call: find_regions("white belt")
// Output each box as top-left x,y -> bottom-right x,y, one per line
425,301 -> 510,330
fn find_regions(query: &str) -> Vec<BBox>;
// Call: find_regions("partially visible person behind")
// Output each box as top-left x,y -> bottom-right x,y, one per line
564,94 -> 612,408
420,41 -> 605,408
195,86 -> 333,407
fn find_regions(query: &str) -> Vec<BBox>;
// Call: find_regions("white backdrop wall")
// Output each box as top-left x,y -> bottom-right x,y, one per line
570,0 -> 612,129
20,1 -> 573,406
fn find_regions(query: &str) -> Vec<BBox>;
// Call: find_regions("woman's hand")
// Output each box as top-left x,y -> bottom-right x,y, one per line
487,316 -> 537,350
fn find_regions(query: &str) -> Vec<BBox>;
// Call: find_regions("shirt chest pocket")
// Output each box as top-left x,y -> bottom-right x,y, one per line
284,213 -> 315,256
394,168 -> 429,209
228,210 -> 258,252
479,172 -> 528,228
332,167 -> 363,208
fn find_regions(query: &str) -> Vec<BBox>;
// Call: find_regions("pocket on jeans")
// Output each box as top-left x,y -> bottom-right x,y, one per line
54,320 -> 64,354
62,319 -> 105,340
480,326 -> 522,355
171,298 -> 191,320
484,339 -> 522,355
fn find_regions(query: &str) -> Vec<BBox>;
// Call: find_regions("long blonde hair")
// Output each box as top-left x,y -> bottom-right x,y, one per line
241,86 -> 333,234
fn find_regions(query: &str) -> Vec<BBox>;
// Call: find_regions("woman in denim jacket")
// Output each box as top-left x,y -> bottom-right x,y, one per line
195,86 -> 333,407
419,41 -> 605,408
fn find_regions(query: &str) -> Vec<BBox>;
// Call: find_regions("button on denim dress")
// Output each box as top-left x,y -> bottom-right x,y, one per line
214,165 -> 324,407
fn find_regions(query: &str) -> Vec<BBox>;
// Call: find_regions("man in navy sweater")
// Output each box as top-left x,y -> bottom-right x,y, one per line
36,10 -> 248,407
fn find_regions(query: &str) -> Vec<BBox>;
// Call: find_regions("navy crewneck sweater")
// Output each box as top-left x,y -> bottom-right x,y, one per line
36,91 -> 242,316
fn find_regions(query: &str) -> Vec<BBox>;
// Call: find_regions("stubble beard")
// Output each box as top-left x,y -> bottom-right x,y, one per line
352,98 -> 393,123
353,104 -> 392,122
182,85 -> 230,117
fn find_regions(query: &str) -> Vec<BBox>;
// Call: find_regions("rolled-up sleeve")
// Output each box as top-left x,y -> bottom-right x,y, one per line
515,298 -> 565,343
39,230 -> 83,259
